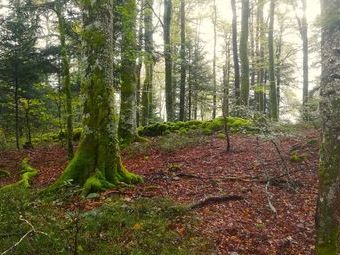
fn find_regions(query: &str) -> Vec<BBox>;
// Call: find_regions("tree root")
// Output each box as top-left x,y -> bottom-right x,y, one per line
189,194 -> 244,210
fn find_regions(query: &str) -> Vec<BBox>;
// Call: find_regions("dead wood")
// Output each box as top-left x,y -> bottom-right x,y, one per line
189,194 -> 244,210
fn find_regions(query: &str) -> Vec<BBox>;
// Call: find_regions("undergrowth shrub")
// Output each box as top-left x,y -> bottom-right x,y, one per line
0,188 -> 213,255
157,131 -> 207,152
138,117 -> 255,137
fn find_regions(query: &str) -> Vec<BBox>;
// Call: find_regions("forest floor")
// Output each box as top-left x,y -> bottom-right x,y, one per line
0,131 -> 319,255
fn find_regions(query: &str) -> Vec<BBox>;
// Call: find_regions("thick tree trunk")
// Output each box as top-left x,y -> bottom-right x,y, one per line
268,0 -> 278,121
212,0 -> 217,119
52,0 -> 142,195
316,0 -> 340,253
240,0 -> 250,106
119,0 -> 138,144
231,0 -> 240,105
179,0 -> 186,121
56,3 -> 74,159
142,0 -> 154,126
164,0 -> 174,122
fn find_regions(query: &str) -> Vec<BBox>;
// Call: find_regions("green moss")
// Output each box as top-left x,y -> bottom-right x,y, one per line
290,151 -> 307,163
0,158 -> 38,190
138,117 -> 254,137
0,169 -> 10,178
216,133 -> 226,139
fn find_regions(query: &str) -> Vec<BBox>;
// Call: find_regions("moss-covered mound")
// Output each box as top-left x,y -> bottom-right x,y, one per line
0,158 -> 38,190
138,117 -> 256,137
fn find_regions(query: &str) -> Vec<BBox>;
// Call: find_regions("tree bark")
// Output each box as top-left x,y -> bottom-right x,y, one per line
316,0 -> 340,253
136,0 -> 144,127
141,0 -> 154,126
179,0 -> 186,121
240,0 -> 250,106
118,0 -> 138,144
212,0 -> 217,118
164,0 -> 174,121
231,0 -> 240,105
56,2 -> 74,159
268,0 -> 278,121
52,0 -> 142,195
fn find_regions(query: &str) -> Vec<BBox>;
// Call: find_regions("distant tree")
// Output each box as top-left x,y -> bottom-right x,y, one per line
240,0 -> 250,106
141,0 -> 154,125
231,0 -> 240,105
0,0 -> 46,149
164,0 -> 174,121
212,0 -> 217,119
316,0 -> 340,253
179,0 -> 186,121
118,0 -> 138,144
268,0 -> 278,121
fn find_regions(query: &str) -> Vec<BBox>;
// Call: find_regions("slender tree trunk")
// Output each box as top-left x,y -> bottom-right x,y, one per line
24,99 -> 32,147
223,37 -> 231,117
14,77 -> 20,150
52,0 -> 142,195
240,0 -> 250,106
256,0 -> 266,113
301,0 -> 309,106
136,0 -> 144,127
142,0 -> 154,126
179,0 -> 186,121
188,44 -> 192,120
212,0 -> 217,119
268,0 -> 278,121
119,0 -> 138,144
276,26 -> 283,110
316,0 -> 340,253
231,0 -> 240,104
56,3 -> 74,159
164,0 -> 174,121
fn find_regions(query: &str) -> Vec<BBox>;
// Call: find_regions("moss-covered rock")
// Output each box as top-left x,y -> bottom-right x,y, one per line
138,117 -> 255,137
0,158 -> 38,190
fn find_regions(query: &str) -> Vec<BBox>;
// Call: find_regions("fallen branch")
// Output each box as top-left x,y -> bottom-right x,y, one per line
1,216 -> 47,255
189,194 -> 244,210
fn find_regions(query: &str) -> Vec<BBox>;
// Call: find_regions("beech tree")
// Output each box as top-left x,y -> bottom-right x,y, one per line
52,0 -> 142,194
316,0 -> 340,253
118,0 -> 138,144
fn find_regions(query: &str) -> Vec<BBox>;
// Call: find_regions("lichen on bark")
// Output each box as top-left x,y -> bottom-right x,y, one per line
51,0 -> 142,195
316,0 -> 340,253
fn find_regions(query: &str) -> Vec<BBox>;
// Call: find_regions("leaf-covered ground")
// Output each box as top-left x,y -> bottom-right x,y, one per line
0,132 -> 319,254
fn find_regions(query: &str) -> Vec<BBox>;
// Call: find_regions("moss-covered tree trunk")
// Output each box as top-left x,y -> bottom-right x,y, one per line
268,0 -> 278,121
56,2 -> 74,159
118,0 -> 138,144
136,0 -> 144,127
52,0 -> 142,195
316,0 -> 340,253
240,0 -> 250,106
